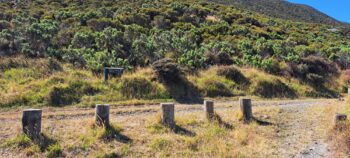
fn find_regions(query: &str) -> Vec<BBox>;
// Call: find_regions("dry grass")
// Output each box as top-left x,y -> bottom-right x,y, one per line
329,99 -> 350,157
0,101 -> 284,157
0,57 -> 345,109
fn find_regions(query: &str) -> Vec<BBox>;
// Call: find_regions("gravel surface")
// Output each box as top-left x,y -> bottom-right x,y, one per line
275,101 -> 334,158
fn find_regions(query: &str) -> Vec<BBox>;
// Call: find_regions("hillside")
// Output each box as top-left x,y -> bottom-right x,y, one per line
0,0 -> 350,108
208,0 -> 350,27
0,0 -> 349,70
1,0 -> 350,157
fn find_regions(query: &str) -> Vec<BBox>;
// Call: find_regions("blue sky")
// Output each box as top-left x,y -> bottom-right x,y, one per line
288,0 -> 350,23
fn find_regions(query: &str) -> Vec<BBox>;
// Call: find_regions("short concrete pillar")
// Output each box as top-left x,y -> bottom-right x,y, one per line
239,98 -> 253,122
95,104 -> 110,126
204,101 -> 214,120
160,103 -> 175,128
22,109 -> 42,139
335,113 -> 347,124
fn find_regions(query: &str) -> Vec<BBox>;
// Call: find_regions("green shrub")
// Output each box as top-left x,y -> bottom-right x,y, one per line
202,41 -> 235,65
178,50 -> 206,70
286,56 -> 339,86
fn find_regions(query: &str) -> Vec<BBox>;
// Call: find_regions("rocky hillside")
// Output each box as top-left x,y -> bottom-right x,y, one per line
208,0 -> 349,27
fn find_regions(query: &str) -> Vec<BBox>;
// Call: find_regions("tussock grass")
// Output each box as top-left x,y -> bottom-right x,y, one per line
3,134 -> 32,148
46,144 -> 64,158
2,133 -> 62,157
0,57 -> 345,109
118,76 -> 170,99
139,107 -> 279,157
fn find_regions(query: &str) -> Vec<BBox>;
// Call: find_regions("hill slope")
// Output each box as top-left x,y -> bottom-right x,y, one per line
0,0 -> 350,108
208,0 -> 349,27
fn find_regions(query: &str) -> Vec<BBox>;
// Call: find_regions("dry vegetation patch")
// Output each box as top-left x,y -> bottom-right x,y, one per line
330,100 -> 350,157
0,101 -> 283,157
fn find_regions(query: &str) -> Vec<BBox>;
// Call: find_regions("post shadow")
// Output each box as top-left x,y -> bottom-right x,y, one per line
172,125 -> 196,137
212,113 -> 234,130
101,125 -> 132,144
252,117 -> 274,126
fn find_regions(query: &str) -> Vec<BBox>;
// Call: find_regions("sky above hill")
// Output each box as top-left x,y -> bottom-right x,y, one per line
288,0 -> 350,23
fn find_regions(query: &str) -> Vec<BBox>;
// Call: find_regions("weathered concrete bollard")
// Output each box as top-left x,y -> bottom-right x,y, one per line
335,113 -> 347,124
160,103 -> 175,128
22,109 -> 42,139
204,101 -> 214,120
239,98 -> 253,122
95,104 -> 110,126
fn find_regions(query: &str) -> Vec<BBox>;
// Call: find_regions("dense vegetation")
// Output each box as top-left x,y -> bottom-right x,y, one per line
209,0 -> 350,27
0,0 -> 350,107
1,0 -> 349,71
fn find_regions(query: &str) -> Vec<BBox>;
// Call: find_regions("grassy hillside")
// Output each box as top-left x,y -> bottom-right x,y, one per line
208,0 -> 350,27
0,56 -> 343,108
0,0 -> 350,108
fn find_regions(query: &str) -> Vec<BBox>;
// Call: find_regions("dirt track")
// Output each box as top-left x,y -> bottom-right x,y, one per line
0,99 -> 341,157
275,101 -> 336,158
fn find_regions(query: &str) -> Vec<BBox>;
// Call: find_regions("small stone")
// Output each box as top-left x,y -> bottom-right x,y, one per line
335,113 -> 347,124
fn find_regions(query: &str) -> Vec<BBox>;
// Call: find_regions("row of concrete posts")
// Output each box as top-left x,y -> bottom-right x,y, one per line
22,98 -> 254,138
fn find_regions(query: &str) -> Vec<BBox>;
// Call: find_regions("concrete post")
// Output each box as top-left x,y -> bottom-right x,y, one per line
22,109 -> 42,139
239,98 -> 253,122
335,113 -> 347,124
95,104 -> 110,126
204,101 -> 214,120
160,103 -> 175,128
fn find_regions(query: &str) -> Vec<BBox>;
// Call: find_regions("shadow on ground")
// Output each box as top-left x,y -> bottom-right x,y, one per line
212,113 -> 234,129
253,117 -> 274,126
172,125 -> 196,137
100,125 -> 132,143
33,133 -> 57,151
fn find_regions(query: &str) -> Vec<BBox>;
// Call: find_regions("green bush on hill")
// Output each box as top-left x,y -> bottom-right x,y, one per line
0,0 -> 348,107
0,0 -> 348,74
